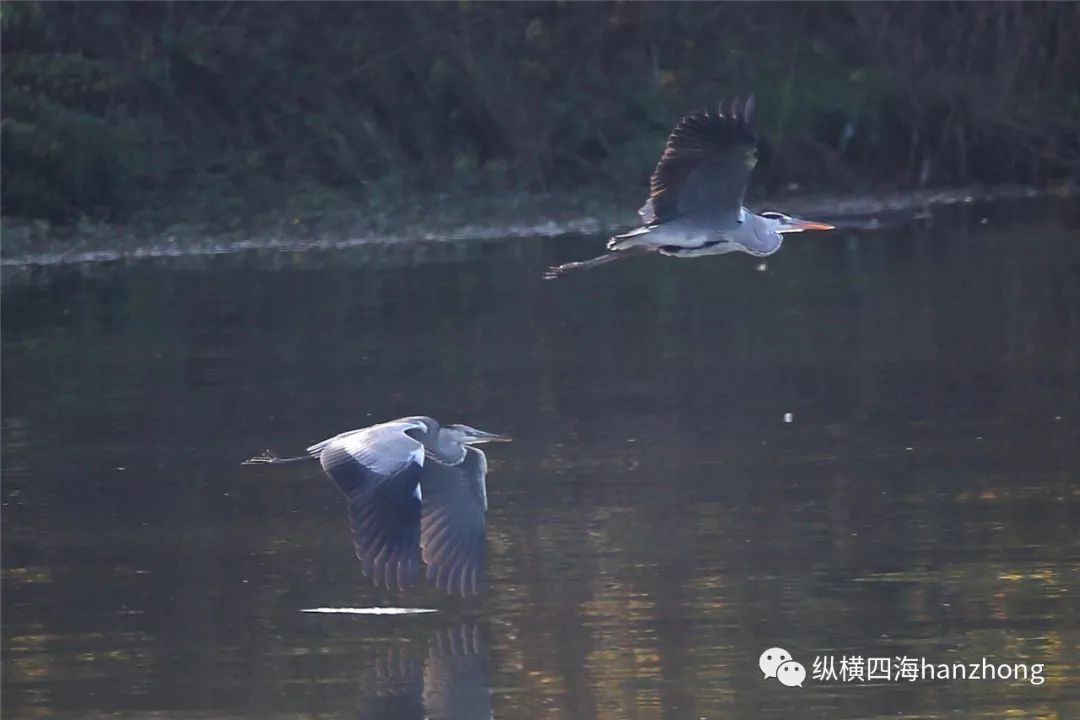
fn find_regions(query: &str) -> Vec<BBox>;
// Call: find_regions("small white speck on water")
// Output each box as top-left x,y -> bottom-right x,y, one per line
756,262 -> 768,272
1054,416 -> 1062,420
978,217 -> 989,224
905,447 -> 914,452
783,412 -> 794,423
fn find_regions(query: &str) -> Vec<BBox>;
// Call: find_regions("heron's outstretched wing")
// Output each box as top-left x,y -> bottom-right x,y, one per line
312,420 -> 428,591
419,447 -> 488,597
423,624 -> 492,720
639,96 -> 759,226
309,420 -> 427,480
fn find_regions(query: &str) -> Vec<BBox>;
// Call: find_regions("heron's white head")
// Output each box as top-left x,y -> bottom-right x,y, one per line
444,424 -> 512,445
760,211 -> 835,235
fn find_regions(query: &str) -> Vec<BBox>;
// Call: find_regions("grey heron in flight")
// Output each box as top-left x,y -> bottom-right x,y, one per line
243,416 -> 510,596
545,96 -> 835,278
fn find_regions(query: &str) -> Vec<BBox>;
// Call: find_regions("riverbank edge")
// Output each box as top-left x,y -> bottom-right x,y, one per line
1,182 -> 1071,269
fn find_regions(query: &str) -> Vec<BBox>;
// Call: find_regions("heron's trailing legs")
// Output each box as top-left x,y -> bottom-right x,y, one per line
242,449 -> 313,466
544,246 -> 652,279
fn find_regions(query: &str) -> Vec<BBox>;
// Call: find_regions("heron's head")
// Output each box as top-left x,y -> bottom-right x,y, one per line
760,211 -> 835,235
444,424 -> 512,445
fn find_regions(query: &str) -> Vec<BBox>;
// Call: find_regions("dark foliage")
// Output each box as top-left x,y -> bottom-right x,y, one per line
2,1 -> 1078,223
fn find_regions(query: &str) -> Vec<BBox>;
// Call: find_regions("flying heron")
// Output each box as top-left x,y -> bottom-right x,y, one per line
545,96 -> 835,278
243,416 -> 510,596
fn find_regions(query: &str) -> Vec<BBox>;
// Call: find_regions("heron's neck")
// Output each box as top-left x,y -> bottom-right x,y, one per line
429,433 -> 467,464
749,214 -> 783,255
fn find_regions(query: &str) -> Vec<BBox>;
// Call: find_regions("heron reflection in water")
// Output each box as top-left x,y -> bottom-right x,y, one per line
244,416 -> 510,596
355,623 -> 491,720
545,96 -> 835,278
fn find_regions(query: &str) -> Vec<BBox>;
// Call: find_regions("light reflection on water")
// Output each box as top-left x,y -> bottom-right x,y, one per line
2,199 -> 1079,719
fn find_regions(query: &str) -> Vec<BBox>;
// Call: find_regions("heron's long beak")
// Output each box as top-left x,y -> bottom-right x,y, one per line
464,430 -> 512,444
789,218 -> 835,232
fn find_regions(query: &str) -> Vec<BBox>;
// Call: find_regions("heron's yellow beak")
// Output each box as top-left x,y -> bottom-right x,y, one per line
465,431 -> 512,444
790,218 -> 835,232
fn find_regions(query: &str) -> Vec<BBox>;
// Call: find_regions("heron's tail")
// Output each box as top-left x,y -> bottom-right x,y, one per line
242,449 -> 313,466
544,246 -> 653,279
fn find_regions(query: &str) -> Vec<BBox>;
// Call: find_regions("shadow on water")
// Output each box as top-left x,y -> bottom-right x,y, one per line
2,198 -> 1079,719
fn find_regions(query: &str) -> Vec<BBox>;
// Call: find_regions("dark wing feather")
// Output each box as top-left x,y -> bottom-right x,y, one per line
419,447 -> 488,597
639,96 -> 759,226
319,438 -> 423,592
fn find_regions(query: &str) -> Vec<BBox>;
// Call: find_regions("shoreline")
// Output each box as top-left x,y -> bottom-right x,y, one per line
0,183 -> 1065,270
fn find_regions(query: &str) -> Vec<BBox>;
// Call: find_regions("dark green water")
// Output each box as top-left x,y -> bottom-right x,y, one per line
3,200 -> 1079,719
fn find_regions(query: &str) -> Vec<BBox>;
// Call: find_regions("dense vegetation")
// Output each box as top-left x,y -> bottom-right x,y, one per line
3,1 -> 1078,224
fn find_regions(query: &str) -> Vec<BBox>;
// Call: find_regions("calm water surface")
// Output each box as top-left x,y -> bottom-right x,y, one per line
3,200 -> 1079,719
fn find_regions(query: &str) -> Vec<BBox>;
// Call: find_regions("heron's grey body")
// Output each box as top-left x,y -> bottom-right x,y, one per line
545,96 -> 832,278
608,208 -> 783,258
244,415 -> 509,596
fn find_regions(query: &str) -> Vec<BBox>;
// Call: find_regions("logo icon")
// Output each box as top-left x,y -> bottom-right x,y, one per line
759,647 -> 806,688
